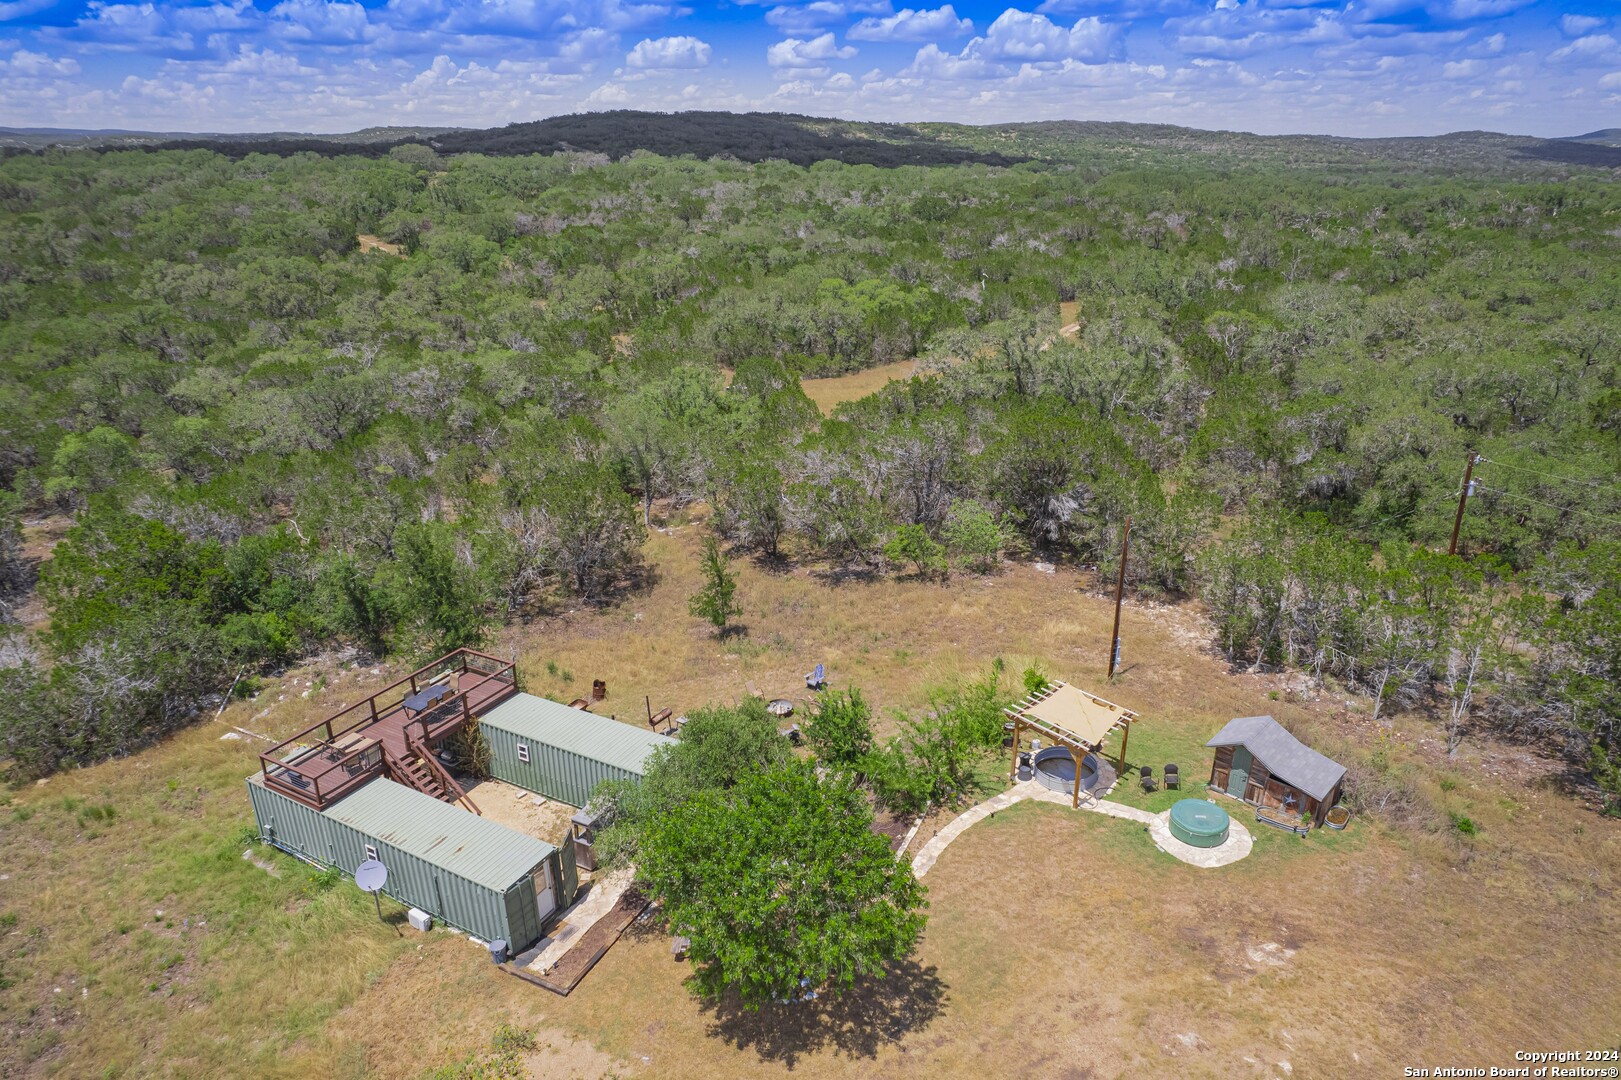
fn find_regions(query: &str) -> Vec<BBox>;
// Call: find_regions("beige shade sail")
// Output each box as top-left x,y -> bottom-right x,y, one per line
1019,683 -> 1135,748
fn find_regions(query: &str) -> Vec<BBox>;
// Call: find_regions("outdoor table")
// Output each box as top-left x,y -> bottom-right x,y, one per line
404,684 -> 453,713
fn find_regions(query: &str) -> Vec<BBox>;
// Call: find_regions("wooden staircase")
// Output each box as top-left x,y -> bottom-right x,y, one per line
383,742 -> 482,816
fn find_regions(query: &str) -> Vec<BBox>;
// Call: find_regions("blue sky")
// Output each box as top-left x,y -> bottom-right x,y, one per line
0,0 -> 1616,136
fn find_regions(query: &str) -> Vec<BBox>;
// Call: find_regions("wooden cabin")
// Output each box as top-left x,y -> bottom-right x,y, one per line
1206,715 -> 1346,828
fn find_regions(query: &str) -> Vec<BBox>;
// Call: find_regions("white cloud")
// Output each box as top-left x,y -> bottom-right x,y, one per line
1168,4 -> 1345,59
268,0 -> 372,44
1,49 -> 81,76
626,34 -> 710,68
1441,58 -> 1478,77
1434,0 -> 1532,18
849,5 -> 972,42
1598,70 -> 1621,88
1560,14 -> 1606,36
766,31 -> 856,68
968,10 -> 1118,62
0,0 -> 57,18
1549,33 -> 1617,63
764,1 -> 887,34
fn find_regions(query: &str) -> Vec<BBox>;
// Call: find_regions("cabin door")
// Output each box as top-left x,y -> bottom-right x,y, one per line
1227,747 -> 1252,799
534,861 -> 556,925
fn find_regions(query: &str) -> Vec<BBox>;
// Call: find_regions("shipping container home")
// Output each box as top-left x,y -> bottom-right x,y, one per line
247,773 -> 575,950
477,692 -> 676,808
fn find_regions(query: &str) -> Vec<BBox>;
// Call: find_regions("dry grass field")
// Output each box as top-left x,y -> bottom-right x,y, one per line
800,360 -> 920,415
2,518 -> 1619,1079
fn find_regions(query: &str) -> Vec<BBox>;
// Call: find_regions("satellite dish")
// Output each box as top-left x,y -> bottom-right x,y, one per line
356,859 -> 388,893
356,859 -> 389,923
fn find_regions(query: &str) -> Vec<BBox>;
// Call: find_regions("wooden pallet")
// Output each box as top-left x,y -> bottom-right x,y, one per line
502,889 -> 649,996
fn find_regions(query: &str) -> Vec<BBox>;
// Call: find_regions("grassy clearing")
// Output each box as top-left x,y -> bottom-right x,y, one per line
799,360 -> 920,416
3,524 -> 1619,1078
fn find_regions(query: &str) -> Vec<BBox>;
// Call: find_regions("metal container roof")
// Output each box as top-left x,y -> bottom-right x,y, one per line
318,777 -> 555,892
479,692 -> 675,776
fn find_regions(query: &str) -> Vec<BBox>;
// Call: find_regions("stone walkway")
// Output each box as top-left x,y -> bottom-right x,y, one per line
911,780 -> 1252,877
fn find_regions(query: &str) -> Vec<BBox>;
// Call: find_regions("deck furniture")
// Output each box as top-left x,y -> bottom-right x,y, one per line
1164,763 -> 1180,789
403,683 -> 453,714
1140,765 -> 1156,793
805,663 -> 825,690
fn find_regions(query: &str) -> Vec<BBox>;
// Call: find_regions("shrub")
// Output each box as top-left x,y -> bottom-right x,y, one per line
883,525 -> 946,578
942,500 -> 1011,574
803,687 -> 875,770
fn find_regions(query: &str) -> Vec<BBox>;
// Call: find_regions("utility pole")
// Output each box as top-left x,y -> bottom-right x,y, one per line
1448,453 -> 1478,557
1107,515 -> 1132,680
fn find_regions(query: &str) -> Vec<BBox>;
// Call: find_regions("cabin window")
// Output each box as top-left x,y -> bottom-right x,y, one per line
517,743 -> 530,763
364,844 -> 377,860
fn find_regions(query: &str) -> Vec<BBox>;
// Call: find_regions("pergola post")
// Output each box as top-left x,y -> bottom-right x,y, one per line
1071,743 -> 1082,810
1008,719 -> 1023,782
1117,719 -> 1130,775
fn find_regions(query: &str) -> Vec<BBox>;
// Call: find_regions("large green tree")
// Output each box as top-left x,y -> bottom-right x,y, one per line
636,758 -> 927,1006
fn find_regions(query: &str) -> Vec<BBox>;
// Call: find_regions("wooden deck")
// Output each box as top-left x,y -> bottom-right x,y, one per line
260,649 -> 518,810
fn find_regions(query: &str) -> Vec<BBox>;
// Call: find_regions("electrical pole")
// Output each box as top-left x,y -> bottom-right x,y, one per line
1448,453 -> 1477,557
1107,516 -> 1132,680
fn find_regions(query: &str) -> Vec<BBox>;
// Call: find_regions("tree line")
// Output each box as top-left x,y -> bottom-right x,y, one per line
0,139 -> 1616,805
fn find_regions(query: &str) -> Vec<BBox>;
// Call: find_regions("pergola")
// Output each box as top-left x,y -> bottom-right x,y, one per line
1005,681 -> 1139,809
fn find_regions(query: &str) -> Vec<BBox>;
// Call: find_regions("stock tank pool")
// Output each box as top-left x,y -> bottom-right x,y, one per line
1168,798 -> 1231,848
1032,746 -> 1100,796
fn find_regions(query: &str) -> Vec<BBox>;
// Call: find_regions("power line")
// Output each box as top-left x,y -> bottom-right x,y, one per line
1473,484 -> 1621,528
1475,457 -> 1610,491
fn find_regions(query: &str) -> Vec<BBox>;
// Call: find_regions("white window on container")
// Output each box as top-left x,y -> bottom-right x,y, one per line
364,844 -> 377,861
517,743 -> 530,763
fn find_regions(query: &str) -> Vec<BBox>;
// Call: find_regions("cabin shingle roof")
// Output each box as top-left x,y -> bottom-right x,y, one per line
1206,715 -> 1346,802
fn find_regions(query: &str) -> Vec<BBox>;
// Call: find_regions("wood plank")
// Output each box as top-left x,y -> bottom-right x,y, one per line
504,889 -> 649,996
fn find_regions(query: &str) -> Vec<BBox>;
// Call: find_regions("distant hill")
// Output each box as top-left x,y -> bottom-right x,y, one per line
9,111 -> 1621,172
0,124 -> 464,151
145,111 -> 1028,168
1562,128 -> 1621,147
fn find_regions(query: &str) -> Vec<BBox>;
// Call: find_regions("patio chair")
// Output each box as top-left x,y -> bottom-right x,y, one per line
1140,765 -> 1157,793
805,663 -> 826,691
1164,764 -> 1180,790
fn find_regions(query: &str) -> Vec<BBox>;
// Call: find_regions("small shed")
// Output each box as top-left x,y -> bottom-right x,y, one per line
478,692 -> 676,808
1206,715 -> 1346,828
247,773 -> 565,950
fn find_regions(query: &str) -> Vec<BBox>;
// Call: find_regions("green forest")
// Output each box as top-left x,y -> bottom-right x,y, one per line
0,119 -> 1617,807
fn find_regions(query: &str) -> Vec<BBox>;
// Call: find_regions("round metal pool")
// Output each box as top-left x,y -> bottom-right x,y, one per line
1168,798 -> 1231,848
1032,747 -> 1099,796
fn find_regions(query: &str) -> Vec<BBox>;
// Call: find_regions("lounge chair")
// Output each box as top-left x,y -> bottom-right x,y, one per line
805,663 -> 826,691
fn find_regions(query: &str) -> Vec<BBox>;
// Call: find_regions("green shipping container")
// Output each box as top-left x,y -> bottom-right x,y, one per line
246,773 -> 560,950
477,692 -> 676,808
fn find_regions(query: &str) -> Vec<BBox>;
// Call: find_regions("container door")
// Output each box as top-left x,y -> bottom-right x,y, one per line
1227,747 -> 1251,799
557,841 -> 579,910
534,860 -> 556,924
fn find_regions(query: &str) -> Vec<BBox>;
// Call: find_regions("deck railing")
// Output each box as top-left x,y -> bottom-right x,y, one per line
259,648 -> 516,808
